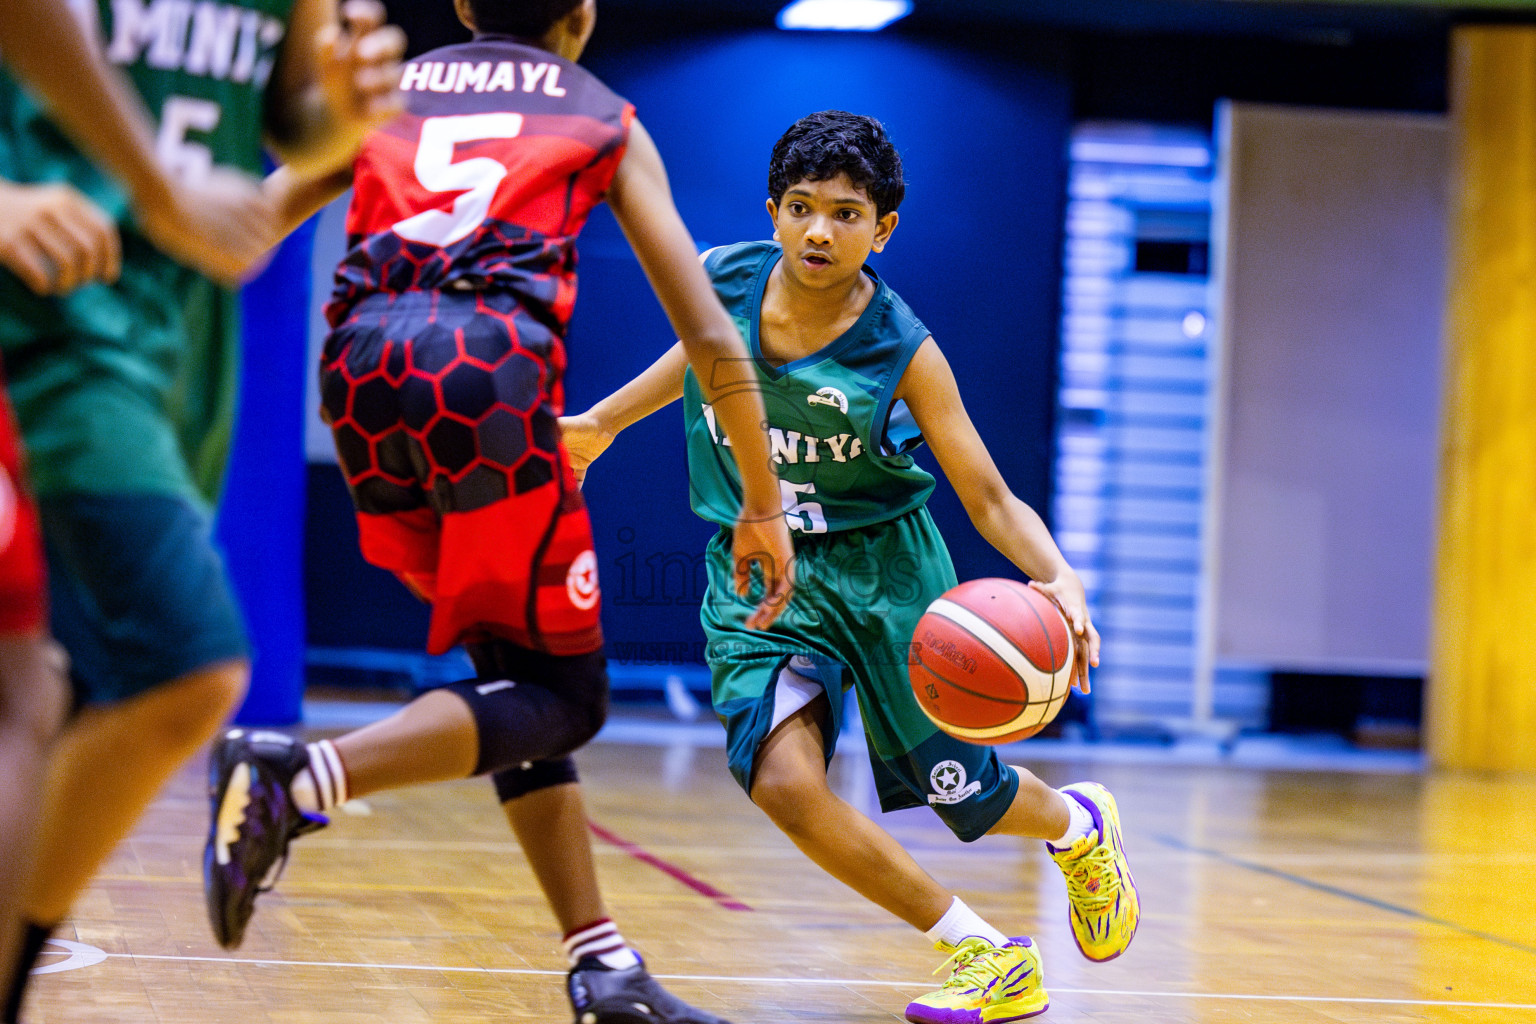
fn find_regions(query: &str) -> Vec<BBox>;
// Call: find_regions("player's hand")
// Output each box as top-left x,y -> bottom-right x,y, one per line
316,0 -> 406,141
1030,573 -> 1099,694
0,181 -> 120,295
134,168 -> 279,286
557,412 -> 615,487
732,502 -> 795,630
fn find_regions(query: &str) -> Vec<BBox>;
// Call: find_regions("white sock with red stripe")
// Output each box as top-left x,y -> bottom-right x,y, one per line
289,740 -> 349,814
563,918 -> 641,970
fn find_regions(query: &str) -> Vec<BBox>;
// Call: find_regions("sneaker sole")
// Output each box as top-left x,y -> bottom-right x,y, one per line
575,999 -> 663,1024
203,741 -> 263,950
1064,782 -> 1140,963
903,994 -> 1049,1024
986,995 -> 1050,1022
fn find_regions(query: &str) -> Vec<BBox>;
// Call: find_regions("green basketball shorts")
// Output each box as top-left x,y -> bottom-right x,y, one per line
703,506 -> 1019,842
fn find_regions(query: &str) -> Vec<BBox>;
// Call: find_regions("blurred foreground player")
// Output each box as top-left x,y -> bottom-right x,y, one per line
0,0 -> 315,1004
0,0 -> 317,1010
205,2 -> 793,1022
0,2 -> 405,1020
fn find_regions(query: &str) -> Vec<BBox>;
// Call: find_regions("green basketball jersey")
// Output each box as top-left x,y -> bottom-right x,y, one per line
0,0 -> 296,501
684,240 -> 936,534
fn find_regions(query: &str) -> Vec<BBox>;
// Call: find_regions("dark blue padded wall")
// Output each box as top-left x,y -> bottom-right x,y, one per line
568,29 -> 1071,660
221,216 -> 317,724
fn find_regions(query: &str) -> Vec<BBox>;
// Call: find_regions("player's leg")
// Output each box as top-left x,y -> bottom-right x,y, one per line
988,768 -> 1140,963
31,658 -> 247,925
833,691 -> 1048,1024
0,635 -> 66,1016
894,508 -> 1139,963
499,771 -> 604,934
814,512 -> 1048,1021
206,290 -> 571,944
204,643 -> 607,948
885,662 -> 1140,962
751,691 -> 950,927
494,764 -> 731,1024
7,491 -> 248,1021
867,668 -> 1138,979
742,680 -> 1046,1024
984,765 -> 1071,838
0,422 -> 66,1014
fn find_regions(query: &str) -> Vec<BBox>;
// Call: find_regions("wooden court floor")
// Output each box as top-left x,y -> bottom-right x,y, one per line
21,722 -> 1536,1024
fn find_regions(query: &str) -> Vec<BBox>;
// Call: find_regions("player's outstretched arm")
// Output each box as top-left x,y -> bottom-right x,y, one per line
898,337 -> 1100,692
0,0 -> 276,288
606,119 -> 793,628
265,165 -> 356,242
264,0 -> 405,180
560,341 -> 689,484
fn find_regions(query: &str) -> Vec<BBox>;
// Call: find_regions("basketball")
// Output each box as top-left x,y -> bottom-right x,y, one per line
909,578 -> 1076,744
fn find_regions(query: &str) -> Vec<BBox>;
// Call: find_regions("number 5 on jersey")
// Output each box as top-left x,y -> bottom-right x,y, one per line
394,113 -> 524,247
781,480 -> 827,534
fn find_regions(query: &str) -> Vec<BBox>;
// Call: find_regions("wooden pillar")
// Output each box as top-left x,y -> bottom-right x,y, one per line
1430,26 -> 1536,771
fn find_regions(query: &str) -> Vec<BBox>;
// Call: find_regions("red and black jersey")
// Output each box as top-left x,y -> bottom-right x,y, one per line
329,36 -> 635,332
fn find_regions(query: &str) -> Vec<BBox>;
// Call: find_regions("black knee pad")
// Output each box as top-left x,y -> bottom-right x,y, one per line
491,755 -> 580,802
446,643 -> 609,776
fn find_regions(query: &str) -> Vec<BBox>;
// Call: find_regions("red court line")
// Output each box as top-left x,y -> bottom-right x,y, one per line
587,821 -> 752,912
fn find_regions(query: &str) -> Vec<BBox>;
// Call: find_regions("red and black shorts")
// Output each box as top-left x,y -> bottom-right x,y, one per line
320,289 -> 601,656
0,384 -> 46,636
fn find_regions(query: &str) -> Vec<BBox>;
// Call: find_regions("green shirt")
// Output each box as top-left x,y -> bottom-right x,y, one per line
684,240 -> 936,535
0,0 -> 295,501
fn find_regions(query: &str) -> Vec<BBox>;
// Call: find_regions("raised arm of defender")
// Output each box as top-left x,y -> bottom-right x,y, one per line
606,120 -> 792,628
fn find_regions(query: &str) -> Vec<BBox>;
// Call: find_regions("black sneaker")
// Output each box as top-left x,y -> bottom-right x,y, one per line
566,956 -> 733,1024
203,729 -> 328,949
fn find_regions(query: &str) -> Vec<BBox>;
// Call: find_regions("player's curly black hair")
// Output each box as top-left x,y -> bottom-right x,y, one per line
767,110 -> 906,219
468,0 -> 583,38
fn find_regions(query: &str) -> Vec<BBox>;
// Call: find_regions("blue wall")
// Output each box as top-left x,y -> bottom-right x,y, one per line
220,217 -> 316,724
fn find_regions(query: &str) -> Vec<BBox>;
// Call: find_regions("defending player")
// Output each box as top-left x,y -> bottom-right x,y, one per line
204,2 -> 792,1022
0,3 -> 405,1021
0,0 -> 295,1003
562,110 -> 1140,1022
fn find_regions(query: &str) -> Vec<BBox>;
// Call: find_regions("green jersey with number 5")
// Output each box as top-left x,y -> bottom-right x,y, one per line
0,0 -> 295,502
683,240 -> 937,535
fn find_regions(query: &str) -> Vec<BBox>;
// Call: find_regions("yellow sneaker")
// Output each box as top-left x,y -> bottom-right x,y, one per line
904,936 -> 1049,1023
1048,781 -> 1140,962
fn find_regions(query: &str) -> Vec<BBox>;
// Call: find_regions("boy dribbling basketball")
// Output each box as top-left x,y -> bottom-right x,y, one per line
563,110 -> 1139,1022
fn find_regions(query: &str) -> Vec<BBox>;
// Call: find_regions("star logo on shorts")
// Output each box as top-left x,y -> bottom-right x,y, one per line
927,759 -> 981,806
931,760 -> 964,794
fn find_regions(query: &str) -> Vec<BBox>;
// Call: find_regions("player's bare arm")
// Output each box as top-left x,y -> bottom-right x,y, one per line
265,165 -> 356,241
606,118 -> 793,627
560,341 -> 688,482
264,0 -> 405,180
0,0 -> 275,290
897,336 -> 1100,690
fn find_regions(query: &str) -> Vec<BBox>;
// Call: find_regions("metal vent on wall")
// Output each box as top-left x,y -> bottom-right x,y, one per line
1052,123 -> 1264,731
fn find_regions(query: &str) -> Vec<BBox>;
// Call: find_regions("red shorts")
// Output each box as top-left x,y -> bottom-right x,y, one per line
320,290 -> 601,656
0,386 -> 46,636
